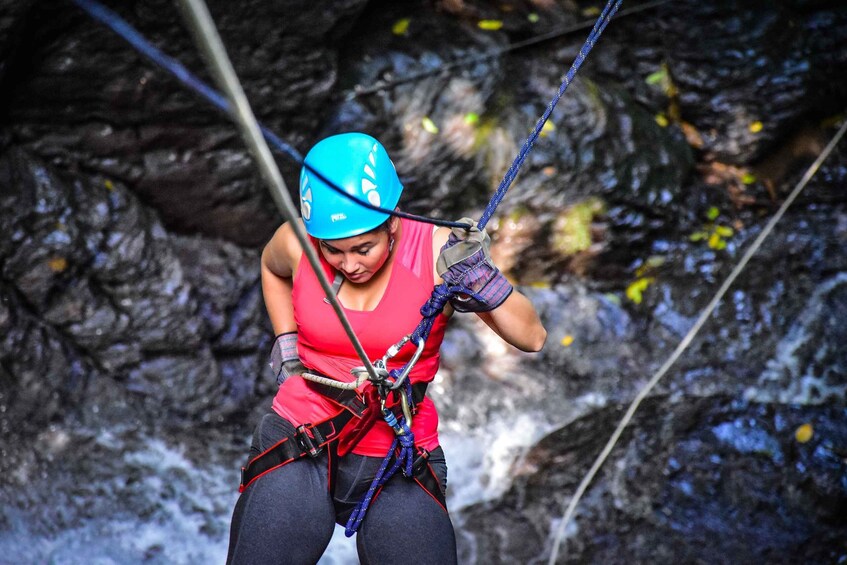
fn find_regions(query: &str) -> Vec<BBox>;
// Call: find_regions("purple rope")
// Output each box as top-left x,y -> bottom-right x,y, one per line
478,0 -> 623,230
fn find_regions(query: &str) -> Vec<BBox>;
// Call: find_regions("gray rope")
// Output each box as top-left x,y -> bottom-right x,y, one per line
176,0 -> 378,382
547,117 -> 847,564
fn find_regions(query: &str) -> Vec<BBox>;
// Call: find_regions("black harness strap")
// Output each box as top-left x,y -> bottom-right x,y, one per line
239,409 -> 356,492
239,378 -> 437,503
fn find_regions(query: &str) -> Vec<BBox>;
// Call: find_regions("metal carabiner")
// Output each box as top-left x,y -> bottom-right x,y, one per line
388,336 -> 426,391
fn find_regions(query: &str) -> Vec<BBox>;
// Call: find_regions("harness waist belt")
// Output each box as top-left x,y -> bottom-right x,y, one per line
240,377 -> 429,491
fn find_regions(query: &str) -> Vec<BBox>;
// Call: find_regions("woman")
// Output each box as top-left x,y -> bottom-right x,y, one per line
227,132 -> 546,564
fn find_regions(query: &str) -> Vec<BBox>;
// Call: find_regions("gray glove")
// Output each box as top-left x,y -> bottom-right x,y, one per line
269,332 -> 306,385
436,218 -> 513,312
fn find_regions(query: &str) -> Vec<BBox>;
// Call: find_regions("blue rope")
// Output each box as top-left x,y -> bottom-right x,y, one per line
69,0 -> 471,230
478,0 -> 622,231
346,0 -> 623,532
72,0 -> 622,533
344,383 -> 418,536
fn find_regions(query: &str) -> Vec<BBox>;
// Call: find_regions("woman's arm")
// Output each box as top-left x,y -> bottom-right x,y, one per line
261,222 -> 302,335
433,227 -> 547,352
475,292 -> 547,352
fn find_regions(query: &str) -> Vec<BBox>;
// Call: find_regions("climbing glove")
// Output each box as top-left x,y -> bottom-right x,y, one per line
436,217 -> 513,313
269,332 -> 306,385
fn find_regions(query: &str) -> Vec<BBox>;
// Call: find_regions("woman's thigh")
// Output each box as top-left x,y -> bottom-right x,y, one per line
227,414 -> 336,565
353,449 -> 457,565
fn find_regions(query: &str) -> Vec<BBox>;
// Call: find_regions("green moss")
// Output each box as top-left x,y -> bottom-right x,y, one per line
551,197 -> 605,255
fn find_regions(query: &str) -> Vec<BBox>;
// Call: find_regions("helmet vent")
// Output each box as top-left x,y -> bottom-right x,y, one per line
361,144 -> 382,207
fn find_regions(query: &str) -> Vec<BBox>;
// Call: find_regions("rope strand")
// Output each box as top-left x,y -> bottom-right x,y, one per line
70,0 -> 471,231
546,117 -> 847,564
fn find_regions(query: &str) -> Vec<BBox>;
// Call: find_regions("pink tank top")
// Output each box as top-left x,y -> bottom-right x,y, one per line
272,218 -> 448,456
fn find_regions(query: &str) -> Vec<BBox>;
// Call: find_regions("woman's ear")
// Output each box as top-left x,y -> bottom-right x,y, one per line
389,215 -> 400,235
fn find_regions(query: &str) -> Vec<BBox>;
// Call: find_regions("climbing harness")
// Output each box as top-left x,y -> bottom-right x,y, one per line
72,0 -> 622,539
546,117 -> 847,564
70,0 -> 847,555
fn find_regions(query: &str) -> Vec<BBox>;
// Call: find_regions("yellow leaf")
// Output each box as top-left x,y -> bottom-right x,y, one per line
625,277 -> 654,304
421,117 -> 439,134
392,18 -> 410,35
478,20 -> 504,30
714,225 -> 734,238
560,335 -> 574,347
655,113 -> 669,127
795,423 -> 813,443
749,121 -> 763,133
48,257 -> 68,273
741,172 -> 757,185
540,121 -> 556,137
104,179 -> 114,191
582,6 -> 601,17
707,232 -> 724,250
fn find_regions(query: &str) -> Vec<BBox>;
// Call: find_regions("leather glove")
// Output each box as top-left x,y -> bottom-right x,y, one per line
436,218 -> 513,312
269,332 -> 306,385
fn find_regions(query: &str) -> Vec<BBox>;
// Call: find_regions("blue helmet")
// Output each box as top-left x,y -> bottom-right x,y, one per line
299,132 -> 403,239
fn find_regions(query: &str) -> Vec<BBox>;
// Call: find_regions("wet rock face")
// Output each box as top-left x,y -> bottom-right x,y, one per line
0,0 -> 846,561
596,0 -> 847,164
460,399 -> 847,564
1,0 -> 370,246
0,149 -> 272,430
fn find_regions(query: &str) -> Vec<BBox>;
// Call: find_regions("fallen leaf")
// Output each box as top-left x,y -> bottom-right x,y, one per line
625,277 -> 654,304
707,206 -> 720,220
392,18 -> 411,35
795,423 -> 813,443
560,335 -> 574,347
421,117 -> 439,134
48,257 -> 68,273
478,19 -> 504,30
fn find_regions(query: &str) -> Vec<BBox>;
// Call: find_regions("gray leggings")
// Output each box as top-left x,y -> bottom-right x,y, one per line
227,412 -> 457,564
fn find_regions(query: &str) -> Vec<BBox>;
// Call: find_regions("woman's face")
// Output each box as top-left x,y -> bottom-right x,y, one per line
318,219 -> 398,284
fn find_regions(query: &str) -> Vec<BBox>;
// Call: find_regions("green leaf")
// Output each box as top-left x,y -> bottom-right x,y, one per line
528,13 -> 540,23
646,68 -> 667,85
707,206 -> 720,221
464,112 -> 480,125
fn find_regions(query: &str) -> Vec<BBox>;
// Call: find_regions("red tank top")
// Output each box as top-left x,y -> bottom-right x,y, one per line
272,218 -> 448,456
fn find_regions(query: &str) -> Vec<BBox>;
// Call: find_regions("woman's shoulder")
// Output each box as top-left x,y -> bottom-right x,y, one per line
264,220 -> 305,276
